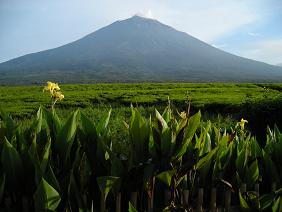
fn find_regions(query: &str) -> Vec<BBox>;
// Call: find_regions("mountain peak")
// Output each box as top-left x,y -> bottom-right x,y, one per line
131,14 -> 147,19
131,14 -> 154,20
125,14 -> 161,24
0,16 -> 282,84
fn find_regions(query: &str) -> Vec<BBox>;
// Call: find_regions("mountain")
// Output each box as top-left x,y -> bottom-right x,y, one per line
277,63 -> 282,67
0,15 -> 282,84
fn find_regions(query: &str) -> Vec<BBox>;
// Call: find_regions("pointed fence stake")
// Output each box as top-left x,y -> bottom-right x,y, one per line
181,189 -> 189,208
130,192 -> 138,209
100,194 -> 106,212
197,188 -> 203,212
116,192 -> 121,212
210,188 -> 217,212
165,190 -> 171,205
224,189 -> 231,211
147,177 -> 155,212
240,183 -> 247,193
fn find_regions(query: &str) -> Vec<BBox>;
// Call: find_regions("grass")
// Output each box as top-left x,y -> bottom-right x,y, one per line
1,82 -> 282,143
1,82 -> 281,116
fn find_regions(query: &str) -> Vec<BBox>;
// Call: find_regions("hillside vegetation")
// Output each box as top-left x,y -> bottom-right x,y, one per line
0,83 -> 282,141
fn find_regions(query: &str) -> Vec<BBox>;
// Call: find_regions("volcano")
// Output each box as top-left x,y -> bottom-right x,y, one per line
0,15 -> 282,84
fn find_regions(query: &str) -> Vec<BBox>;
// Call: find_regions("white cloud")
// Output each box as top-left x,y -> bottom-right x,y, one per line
241,39 -> 282,65
248,32 -> 261,37
136,9 -> 154,19
153,0 -> 261,42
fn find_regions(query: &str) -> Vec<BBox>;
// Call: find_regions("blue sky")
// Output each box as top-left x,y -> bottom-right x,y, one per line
0,0 -> 281,65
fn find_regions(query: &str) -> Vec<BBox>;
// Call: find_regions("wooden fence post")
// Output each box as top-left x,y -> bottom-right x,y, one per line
165,190 -> 171,205
197,188 -> 204,212
100,195 -> 106,212
22,196 -> 29,212
210,188 -> 217,212
116,192 -> 121,212
224,189 -> 231,212
130,192 -> 138,209
181,189 -> 189,207
240,183 -> 247,193
147,177 -> 155,212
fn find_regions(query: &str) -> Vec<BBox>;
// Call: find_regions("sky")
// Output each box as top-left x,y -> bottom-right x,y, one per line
0,0 -> 282,65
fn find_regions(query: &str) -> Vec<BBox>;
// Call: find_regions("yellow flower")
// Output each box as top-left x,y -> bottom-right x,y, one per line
43,81 -> 60,94
238,118 -> 248,130
52,91 -> 64,101
180,111 -> 187,119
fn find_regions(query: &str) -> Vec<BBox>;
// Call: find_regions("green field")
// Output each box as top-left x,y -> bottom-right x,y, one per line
1,82 -> 282,140
1,82 -> 282,115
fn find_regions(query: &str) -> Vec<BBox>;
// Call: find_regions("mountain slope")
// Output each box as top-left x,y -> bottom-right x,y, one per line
0,15 -> 282,84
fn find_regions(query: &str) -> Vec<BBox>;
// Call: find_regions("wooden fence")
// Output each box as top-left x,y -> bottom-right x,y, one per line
99,182 -> 278,212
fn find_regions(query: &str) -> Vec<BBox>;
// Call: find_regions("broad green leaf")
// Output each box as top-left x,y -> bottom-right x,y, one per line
272,197 -> 282,212
262,150 -> 279,183
239,192 -> 250,211
156,170 -> 175,187
69,171 -> 84,210
250,138 -> 262,158
31,107 -> 43,134
51,109 -> 62,133
161,128 -> 173,157
44,165 -> 60,192
77,153 -> 92,192
236,148 -> 247,178
80,112 -> 95,134
56,110 -> 79,163
162,106 -> 172,124
274,124 -> 281,140
0,108 -> 17,141
155,109 -> 168,131
129,107 -> 150,167
40,138 -> 51,174
96,109 -> 112,135
201,132 -> 211,155
97,176 -> 119,200
246,160 -> 259,185
171,136 -> 191,162
128,201 -> 138,212
43,107 -> 61,132
79,112 -> 98,170
195,147 -> 218,170
275,188 -> 282,195
260,193 -> 275,210
218,145 -> 232,170
184,111 -> 201,140
1,137 -> 23,188
28,134 -> 40,167
34,178 -> 61,211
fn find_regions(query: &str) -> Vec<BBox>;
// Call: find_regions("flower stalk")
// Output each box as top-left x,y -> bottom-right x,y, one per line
43,81 -> 64,109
